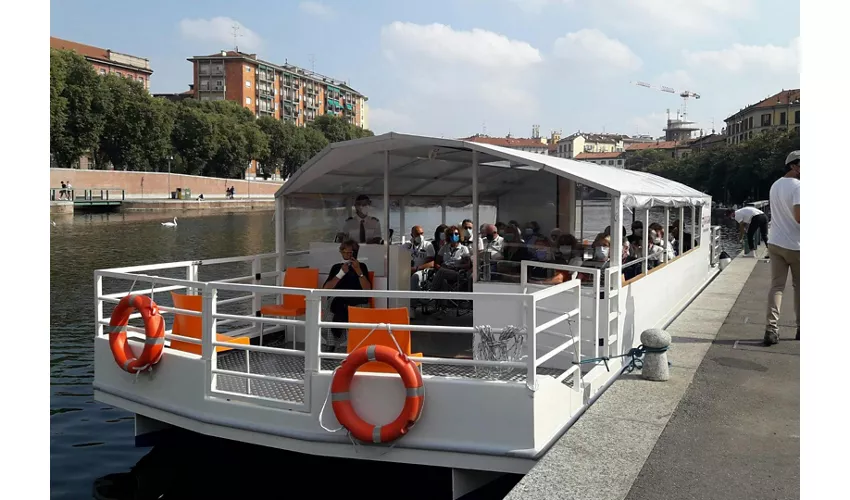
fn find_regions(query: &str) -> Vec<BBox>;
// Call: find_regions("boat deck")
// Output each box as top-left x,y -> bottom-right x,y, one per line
216,336 -> 568,404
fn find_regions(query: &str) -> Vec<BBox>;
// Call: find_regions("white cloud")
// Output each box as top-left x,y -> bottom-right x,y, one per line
179,17 -> 262,51
299,1 -> 334,17
552,29 -> 642,73
368,108 -> 415,134
378,22 -> 544,136
684,37 -> 800,74
631,112 -> 669,137
381,22 -> 542,69
598,0 -> 757,39
504,0 -> 574,13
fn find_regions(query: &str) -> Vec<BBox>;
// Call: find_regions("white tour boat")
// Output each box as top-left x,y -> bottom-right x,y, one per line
93,133 -> 720,499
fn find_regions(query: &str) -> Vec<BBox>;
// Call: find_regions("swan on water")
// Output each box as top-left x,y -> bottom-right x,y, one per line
161,217 -> 177,227
51,220 -> 56,226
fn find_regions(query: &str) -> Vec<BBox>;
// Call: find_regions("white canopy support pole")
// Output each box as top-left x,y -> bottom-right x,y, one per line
276,195 -> 286,275
642,209 -> 650,275
399,196 -> 406,244
678,207 -> 685,256
609,195 -> 623,358
691,206 -> 698,250
663,207 -> 670,264
471,150 -> 479,283
579,184 -> 585,242
441,200 -> 447,225
383,150 -> 390,245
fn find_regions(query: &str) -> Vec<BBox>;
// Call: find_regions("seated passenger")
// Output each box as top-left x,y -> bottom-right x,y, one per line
478,223 -> 504,262
528,238 -> 554,281
322,240 -> 372,341
460,219 -> 476,249
432,224 -> 448,255
523,221 -> 545,246
403,225 -> 435,291
669,221 -> 694,254
335,194 -> 382,244
429,226 -> 471,292
549,227 -> 562,245
556,235 -> 585,278
627,220 -> 643,247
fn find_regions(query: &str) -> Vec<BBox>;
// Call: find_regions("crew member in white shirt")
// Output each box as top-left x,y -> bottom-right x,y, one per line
404,225 -> 436,291
336,194 -> 383,244
729,205 -> 769,255
763,150 -> 800,345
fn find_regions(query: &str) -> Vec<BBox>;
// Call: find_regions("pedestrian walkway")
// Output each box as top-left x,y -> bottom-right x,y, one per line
506,258 -> 799,500
625,259 -> 799,500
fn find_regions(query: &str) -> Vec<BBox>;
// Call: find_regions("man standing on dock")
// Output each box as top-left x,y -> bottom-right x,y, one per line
764,150 -> 800,345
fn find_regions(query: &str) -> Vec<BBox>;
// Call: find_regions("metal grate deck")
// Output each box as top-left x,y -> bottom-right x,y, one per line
213,337 -> 572,403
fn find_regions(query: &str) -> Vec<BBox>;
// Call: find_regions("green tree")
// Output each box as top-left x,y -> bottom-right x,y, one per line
50,49 -> 108,168
98,74 -> 174,171
257,116 -> 287,176
171,103 -> 219,175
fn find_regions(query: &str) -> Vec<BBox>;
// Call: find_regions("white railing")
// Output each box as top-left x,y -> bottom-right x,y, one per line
710,225 -> 722,266
95,254 -> 616,412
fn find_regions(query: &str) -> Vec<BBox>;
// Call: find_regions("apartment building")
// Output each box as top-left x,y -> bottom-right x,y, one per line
187,51 -> 368,128
555,132 -> 625,159
50,36 -> 153,91
724,89 -> 800,145
462,135 -> 550,155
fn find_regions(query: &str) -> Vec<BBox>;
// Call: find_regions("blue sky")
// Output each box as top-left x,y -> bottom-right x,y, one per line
50,0 -> 800,139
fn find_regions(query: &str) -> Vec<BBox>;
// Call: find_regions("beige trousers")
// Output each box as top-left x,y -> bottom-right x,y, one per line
766,244 -> 800,334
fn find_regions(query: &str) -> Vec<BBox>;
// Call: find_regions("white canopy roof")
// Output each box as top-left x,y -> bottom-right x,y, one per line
277,133 -> 710,209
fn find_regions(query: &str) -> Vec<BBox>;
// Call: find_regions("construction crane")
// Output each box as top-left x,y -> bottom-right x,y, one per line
631,80 -> 701,122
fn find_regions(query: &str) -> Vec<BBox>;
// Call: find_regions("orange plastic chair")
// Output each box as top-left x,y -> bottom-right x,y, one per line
259,267 -> 320,345
347,307 -> 422,373
170,292 -> 250,355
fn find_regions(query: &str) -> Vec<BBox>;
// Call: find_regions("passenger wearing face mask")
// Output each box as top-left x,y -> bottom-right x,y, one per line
460,219 -> 476,249
429,225 -> 472,292
553,234 -> 584,281
404,225 -> 436,291
336,194 -> 383,244
527,239 -> 555,281
477,223 -> 504,261
523,221 -> 544,247
432,224 -> 448,254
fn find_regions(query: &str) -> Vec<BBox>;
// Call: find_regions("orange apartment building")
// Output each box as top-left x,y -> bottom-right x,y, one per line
50,36 -> 153,91
186,50 -> 369,179
187,51 -> 368,129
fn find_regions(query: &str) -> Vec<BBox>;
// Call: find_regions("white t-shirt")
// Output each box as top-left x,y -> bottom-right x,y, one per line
477,235 -> 505,261
768,177 -> 800,251
403,239 -> 436,268
734,206 -> 763,225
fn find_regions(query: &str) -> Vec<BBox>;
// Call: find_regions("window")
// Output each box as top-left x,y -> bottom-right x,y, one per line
246,81 -> 251,88
246,97 -> 252,105
608,160 -> 614,165
617,159 -> 623,166
116,71 -> 122,77
748,131 -> 753,139
780,112 -> 787,125
99,69 -> 106,75
245,66 -> 251,72
795,110 -> 800,124
748,116 -> 754,129
761,113 -> 772,127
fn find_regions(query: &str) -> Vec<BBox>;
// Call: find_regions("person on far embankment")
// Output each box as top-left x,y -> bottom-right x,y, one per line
764,150 -> 800,345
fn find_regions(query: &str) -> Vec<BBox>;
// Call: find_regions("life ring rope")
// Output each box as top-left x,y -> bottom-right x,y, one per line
319,323 -> 424,445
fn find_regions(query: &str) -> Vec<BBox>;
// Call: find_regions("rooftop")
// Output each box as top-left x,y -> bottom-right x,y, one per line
50,36 -> 152,73
626,141 -> 685,151
575,152 -> 625,160
461,135 -> 549,149
725,89 -> 801,121
559,132 -> 624,144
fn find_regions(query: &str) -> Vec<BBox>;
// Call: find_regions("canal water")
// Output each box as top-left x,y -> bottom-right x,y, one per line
50,207 -> 741,499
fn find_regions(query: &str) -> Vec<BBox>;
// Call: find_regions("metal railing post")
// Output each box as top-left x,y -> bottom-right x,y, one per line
94,273 -> 104,337
525,294 -> 537,391
202,286 -> 218,395
187,263 -> 199,295
252,256 -> 263,332
304,295 -> 322,374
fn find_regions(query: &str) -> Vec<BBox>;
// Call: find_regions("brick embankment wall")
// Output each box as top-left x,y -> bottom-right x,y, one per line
50,201 -> 74,215
50,168 -> 283,199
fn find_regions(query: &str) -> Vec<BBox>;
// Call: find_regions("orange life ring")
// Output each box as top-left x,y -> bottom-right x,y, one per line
108,294 -> 166,374
331,345 -> 424,443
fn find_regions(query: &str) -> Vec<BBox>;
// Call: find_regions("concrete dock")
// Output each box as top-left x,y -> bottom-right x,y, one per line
506,257 -> 799,500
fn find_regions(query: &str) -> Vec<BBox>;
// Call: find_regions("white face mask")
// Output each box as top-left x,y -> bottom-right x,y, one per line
412,236 -> 422,246
439,233 -> 446,241
595,246 -> 610,260
464,228 -> 473,239
559,245 -> 571,255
